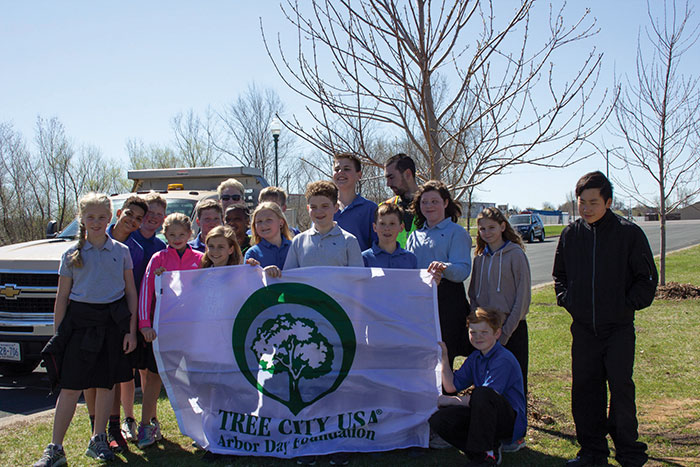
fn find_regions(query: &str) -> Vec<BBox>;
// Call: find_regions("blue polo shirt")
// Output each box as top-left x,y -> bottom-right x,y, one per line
362,242 -> 417,269
130,229 -> 166,263
244,238 -> 292,269
188,232 -> 206,253
107,224 -> 145,288
333,195 -> 378,251
406,217 -> 472,283
453,342 -> 526,443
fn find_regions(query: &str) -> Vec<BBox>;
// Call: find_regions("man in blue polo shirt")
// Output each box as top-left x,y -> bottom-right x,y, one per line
332,152 -> 378,251
362,203 -> 416,269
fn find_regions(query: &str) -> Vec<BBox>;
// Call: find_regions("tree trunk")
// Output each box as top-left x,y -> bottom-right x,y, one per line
659,183 -> 666,286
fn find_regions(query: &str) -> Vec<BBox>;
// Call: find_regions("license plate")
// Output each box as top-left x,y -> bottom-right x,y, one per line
0,342 -> 21,362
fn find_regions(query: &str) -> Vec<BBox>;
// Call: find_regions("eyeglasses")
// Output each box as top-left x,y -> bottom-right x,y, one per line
220,194 -> 242,201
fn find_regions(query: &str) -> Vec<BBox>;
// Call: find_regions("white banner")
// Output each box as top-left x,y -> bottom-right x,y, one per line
153,265 -> 441,458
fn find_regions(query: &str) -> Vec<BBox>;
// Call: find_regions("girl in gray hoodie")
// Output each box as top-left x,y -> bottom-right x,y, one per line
469,208 -> 531,450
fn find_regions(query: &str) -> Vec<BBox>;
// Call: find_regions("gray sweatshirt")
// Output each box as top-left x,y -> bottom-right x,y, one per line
468,241 -> 531,344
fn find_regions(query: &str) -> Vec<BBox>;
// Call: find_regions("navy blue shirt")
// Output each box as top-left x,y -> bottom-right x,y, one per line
362,242 -> 417,269
244,238 -> 292,268
107,224 -> 145,288
130,229 -> 167,264
188,232 -> 206,253
333,195 -> 378,251
453,342 -> 526,443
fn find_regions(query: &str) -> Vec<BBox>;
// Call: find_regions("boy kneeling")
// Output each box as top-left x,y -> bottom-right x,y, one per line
430,308 -> 526,466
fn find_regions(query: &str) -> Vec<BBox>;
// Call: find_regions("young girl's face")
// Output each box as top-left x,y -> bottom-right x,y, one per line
254,209 -> 283,241
165,224 -> 191,252
478,218 -> 506,248
82,205 -> 111,240
419,190 -> 448,227
206,236 -> 235,267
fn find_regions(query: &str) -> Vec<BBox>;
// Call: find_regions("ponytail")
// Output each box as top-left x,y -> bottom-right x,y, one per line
68,222 -> 87,268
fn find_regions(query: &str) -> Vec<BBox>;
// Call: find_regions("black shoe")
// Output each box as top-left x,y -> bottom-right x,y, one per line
566,455 -> 608,466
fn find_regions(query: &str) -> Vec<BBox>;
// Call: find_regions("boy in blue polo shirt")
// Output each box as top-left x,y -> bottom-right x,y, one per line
430,307 -> 526,467
332,152 -> 377,251
362,203 -> 417,269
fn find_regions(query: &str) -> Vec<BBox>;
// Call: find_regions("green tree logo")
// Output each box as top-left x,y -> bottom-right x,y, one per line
233,283 -> 356,415
251,314 -> 334,411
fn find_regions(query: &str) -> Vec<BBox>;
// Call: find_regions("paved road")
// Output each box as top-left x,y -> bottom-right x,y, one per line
2,219 -> 699,420
526,219 -> 700,286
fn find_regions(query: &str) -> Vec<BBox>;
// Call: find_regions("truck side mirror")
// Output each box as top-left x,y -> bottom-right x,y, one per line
46,220 -> 58,238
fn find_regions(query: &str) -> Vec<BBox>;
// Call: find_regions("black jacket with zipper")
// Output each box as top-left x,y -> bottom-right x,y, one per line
552,209 -> 658,336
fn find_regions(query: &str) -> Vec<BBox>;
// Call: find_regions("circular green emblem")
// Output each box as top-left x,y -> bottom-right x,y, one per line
232,283 -> 356,415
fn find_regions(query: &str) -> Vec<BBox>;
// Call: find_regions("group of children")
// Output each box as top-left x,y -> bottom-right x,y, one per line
34,152 -> 535,467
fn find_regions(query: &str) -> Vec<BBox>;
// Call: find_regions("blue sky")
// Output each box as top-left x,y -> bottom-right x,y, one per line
1,1 -> 694,209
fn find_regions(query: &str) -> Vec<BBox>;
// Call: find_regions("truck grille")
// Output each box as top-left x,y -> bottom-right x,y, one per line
0,273 -> 58,287
0,297 -> 55,313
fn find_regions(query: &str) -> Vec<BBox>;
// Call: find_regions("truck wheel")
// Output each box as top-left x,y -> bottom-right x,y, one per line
0,359 -> 40,377
539,230 -> 545,242
528,231 -> 535,243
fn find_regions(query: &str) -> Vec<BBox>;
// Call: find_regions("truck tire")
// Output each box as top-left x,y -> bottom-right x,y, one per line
0,359 -> 40,377
528,231 -> 535,243
539,230 -> 545,242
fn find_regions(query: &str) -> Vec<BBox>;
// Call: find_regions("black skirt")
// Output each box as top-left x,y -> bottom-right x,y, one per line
437,279 -> 474,366
42,298 -> 134,390
135,331 -> 159,374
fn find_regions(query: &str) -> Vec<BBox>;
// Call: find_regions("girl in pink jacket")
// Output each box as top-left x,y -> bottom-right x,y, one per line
136,213 -> 203,449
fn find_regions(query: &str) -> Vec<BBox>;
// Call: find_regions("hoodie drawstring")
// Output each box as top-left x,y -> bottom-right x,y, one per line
497,249 -> 503,292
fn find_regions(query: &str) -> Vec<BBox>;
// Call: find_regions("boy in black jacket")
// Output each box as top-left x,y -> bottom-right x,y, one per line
553,171 -> 657,467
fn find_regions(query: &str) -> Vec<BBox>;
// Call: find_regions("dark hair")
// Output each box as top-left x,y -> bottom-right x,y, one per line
474,207 -> 525,255
333,152 -> 361,172
374,202 -> 404,225
575,171 -> 613,202
467,307 -> 505,332
305,180 -> 338,204
121,195 -> 149,216
195,199 -> 223,220
384,153 -> 416,178
200,225 -> 242,267
411,180 -> 461,228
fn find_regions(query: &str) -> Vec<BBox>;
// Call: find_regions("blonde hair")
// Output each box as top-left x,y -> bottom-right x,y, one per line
258,186 -> 287,206
143,191 -> 167,211
163,212 -> 192,235
250,202 -> 292,245
200,225 -> 242,267
474,207 -> 525,255
217,178 -> 245,197
68,192 -> 112,268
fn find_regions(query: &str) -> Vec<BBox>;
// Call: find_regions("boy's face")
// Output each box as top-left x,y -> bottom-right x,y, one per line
142,202 -> 166,232
225,207 -> 249,240
373,213 -> 403,243
307,195 -> 338,230
468,321 -> 501,354
198,208 -> 223,238
116,205 -> 146,234
333,158 -> 361,191
577,188 -> 611,224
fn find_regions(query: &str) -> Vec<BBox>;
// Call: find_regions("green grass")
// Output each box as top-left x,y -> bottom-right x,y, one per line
544,225 -> 566,238
3,246 -> 699,466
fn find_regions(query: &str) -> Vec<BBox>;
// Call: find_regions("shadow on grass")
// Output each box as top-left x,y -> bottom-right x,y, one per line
118,437 -> 198,464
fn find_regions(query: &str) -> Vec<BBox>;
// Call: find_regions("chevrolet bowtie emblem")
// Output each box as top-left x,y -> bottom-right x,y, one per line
0,284 -> 21,299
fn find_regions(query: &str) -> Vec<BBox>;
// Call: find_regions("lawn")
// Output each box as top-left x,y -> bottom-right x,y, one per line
2,247 -> 699,466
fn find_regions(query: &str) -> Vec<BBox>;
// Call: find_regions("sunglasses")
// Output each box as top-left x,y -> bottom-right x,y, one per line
220,194 -> 242,201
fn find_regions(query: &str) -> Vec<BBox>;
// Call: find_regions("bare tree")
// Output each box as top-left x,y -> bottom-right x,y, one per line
263,0 -> 612,198
217,84 -> 294,183
613,0 -> 700,284
126,139 -> 181,170
172,108 -> 223,167
67,145 -> 128,200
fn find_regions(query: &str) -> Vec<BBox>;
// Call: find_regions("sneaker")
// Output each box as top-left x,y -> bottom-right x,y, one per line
86,433 -> 116,461
33,443 -> 67,467
329,452 -> 350,465
428,430 -> 452,449
150,417 -> 163,440
108,424 -> 128,453
295,455 -> 317,465
121,417 -> 138,441
501,437 -> 526,452
137,423 -> 157,449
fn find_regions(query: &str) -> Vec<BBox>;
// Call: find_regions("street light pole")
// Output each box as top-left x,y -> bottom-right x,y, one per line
270,118 -> 281,186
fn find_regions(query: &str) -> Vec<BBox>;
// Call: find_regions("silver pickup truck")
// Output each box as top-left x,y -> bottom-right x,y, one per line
0,166 -> 268,376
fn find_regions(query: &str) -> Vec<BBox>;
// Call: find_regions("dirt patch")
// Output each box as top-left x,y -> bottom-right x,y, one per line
656,282 -> 700,300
